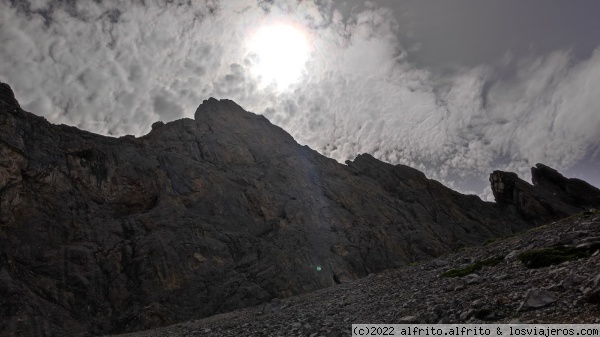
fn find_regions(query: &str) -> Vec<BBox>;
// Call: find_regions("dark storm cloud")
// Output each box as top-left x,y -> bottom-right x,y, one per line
378,0 -> 600,69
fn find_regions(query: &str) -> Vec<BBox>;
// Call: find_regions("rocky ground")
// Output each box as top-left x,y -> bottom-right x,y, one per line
112,209 -> 600,337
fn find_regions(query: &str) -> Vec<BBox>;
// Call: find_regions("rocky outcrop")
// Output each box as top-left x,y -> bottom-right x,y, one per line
490,165 -> 600,222
0,81 -> 598,336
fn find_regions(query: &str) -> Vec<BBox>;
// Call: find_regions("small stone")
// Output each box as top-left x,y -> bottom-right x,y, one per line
427,259 -> 450,269
398,316 -> 420,324
493,274 -> 508,281
518,289 -> 558,311
465,274 -> 482,285
504,250 -> 519,261
484,311 -> 497,321
495,296 -> 509,306
582,236 -> 600,243
545,283 -> 562,292
562,275 -> 585,289
471,299 -> 484,308
431,304 -> 445,314
326,331 -> 344,337
549,267 -> 567,276
460,309 -> 474,320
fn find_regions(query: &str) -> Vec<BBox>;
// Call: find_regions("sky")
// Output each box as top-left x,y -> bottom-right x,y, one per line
1,0 -> 599,201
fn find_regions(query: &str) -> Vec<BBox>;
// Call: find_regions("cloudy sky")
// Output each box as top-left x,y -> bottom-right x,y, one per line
1,0 -> 599,200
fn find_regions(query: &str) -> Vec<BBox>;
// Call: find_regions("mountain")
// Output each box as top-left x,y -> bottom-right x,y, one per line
0,82 -> 598,336
112,209 -> 600,337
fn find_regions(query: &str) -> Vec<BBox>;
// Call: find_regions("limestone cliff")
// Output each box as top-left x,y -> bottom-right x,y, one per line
0,82 -> 598,336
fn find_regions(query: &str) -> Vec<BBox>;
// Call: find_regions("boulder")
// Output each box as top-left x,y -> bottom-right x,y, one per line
518,289 -> 558,311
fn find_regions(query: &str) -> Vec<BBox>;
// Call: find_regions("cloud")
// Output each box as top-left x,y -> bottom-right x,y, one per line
390,0 -> 600,70
259,6 -> 600,191
1,0 -> 245,134
1,0 -> 598,198
482,50 -> 600,177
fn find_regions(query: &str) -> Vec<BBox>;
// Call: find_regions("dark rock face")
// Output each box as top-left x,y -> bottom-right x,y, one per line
490,164 -> 600,222
0,81 -> 597,336
129,210 -> 600,337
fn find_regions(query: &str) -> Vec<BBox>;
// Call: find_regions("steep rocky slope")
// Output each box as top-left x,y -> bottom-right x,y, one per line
113,209 -> 600,337
0,82 -> 598,336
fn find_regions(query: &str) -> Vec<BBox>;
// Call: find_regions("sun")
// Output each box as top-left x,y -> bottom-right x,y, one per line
247,23 -> 310,89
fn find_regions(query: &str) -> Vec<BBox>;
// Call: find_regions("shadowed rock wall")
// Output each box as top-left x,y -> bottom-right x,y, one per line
490,164 -> 600,221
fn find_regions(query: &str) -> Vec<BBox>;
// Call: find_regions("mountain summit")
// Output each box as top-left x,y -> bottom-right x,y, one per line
0,82 -> 598,336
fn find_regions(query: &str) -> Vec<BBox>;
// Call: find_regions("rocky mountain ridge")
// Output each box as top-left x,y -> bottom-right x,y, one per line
0,82 -> 599,336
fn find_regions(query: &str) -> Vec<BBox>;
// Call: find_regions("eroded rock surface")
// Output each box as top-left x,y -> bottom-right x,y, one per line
0,82 -> 598,336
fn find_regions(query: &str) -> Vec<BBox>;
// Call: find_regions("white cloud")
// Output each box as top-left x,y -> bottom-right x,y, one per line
482,50 -> 600,180
479,186 -> 495,203
0,0 -> 256,134
0,0 -> 598,198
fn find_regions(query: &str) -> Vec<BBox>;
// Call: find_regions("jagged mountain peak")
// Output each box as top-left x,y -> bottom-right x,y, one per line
195,96 -> 247,119
0,82 -> 20,110
490,163 -> 600,221
193,96 -> 267,129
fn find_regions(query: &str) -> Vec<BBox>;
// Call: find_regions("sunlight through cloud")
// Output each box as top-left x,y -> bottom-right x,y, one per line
246,22 -> 310,89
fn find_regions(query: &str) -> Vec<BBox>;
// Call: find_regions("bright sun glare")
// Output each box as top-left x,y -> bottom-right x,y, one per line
247,23 -> 310,89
